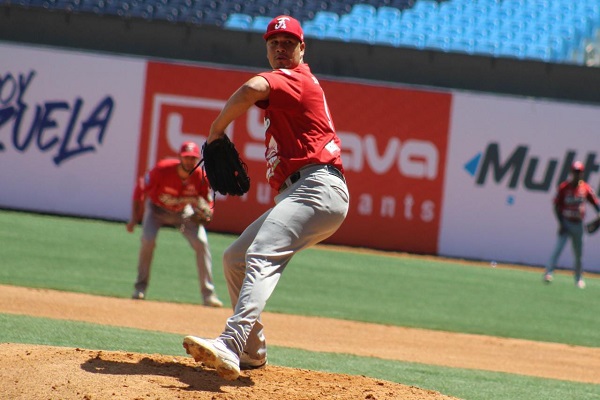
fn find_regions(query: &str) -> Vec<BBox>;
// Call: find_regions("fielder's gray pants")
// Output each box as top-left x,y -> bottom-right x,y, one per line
545,218 -> 584,281
134,201 -> 217,301
220,164 -> 350,359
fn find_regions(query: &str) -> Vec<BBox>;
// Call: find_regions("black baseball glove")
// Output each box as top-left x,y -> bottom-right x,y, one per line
201,135 -> 250,196
586,216 -> 600,234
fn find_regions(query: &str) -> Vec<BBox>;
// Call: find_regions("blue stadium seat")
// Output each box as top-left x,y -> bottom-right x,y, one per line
410,21 -> 438,36
339,13 -> 367,28
424,34 -> 452,51
567,15 -> 594,41
302,21 -> 326,39
523,43 -> 555,63
461,3 -> 496,20
312,10 -> 339,26
388,19 -> 416,34
373,30 -> 401,47
224,13 -> 252,30
397,31 -> 426,49
249,15 -> 273,32
496,41 -> 527,60
489,30 -> 516,44
349,26 -> 376,44
512,31 -> 539,45
447,37 -> 476,55
472,38 -> 499,57
322,25 -> 351,42
545,35 -> 568,61
437,25 -> 464,40
438,1 -> 466,17
577,3 -> 600,24
462,26 -> 493,43
376,6 -> 401,24
547,25 -> 577,54
349,3 -> 377,19
411,0 -> 438,15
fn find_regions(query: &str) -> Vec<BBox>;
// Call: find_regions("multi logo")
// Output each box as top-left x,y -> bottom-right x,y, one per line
466,143 -> 600,193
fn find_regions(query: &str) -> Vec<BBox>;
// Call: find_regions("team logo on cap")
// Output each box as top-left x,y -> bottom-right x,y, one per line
274,17 -> 290,30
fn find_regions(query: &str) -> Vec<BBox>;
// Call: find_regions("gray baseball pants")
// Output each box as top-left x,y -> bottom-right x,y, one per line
134,201 -> 217,301
219,164 -> 350,359
545,218 -> 584,281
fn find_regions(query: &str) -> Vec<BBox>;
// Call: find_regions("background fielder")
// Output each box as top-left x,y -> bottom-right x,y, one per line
544,161 -> 600,288
126,141 -> 223,307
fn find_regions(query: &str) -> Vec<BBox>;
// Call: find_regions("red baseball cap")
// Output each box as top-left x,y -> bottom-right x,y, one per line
263,15 -> 304,42
179,141 -> 200,158
571,161 -> 585,172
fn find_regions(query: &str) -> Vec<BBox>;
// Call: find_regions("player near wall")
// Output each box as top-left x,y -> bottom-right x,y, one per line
544,161 -> 600,288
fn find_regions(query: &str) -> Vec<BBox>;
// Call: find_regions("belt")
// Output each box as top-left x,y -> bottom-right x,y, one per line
279,164 -> 346,193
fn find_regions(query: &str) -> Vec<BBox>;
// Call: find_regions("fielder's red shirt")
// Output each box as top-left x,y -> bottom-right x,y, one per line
554,180 -> 600,221
256,63 -> 343,190
133,158 -> 212,212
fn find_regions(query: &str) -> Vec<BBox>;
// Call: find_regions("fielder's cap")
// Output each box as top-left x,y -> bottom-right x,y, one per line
263,15 -> 304,42
179,141 -> 200,158
571,161 -> 585,172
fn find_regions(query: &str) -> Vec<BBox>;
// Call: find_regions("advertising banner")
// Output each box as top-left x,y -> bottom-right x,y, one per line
6,42 -> 598,271
0,43 -> 145,219
440,92 -> 600,271
138,61 -> 452,253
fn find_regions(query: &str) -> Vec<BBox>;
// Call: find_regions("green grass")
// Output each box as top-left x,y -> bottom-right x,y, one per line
2,314 -> 598,400
1,209 -> 599,400
1,209 -> 598,346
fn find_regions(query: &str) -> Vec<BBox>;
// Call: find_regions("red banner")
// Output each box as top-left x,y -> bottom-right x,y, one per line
139,61 -> 452,254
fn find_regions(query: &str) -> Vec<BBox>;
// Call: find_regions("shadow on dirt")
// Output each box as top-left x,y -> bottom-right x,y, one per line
80,353 -> 254,392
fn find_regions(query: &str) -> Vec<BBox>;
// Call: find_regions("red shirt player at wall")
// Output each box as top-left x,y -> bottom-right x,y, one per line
126,141 -> 223,307
543,161 -> 600,288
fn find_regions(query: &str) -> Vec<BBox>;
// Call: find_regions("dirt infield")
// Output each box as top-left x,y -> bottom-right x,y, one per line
2,284 -> 600,399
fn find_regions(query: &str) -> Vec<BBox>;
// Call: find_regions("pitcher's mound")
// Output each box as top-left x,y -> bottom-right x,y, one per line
2,343 -> 460,400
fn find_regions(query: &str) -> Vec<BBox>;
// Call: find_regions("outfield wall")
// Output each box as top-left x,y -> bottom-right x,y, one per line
1,42 -> 599,272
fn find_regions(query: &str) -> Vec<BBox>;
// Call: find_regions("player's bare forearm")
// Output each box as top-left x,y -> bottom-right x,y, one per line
126,201 -> 143,233
208,77 -> 270,143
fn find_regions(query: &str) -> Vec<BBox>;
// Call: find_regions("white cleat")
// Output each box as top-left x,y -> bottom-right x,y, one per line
203,295 -> 224,308
183,336 -> 240,380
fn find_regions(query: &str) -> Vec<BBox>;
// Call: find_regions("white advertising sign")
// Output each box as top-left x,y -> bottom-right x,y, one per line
440,92 -> 600,272
0,42 -> 146,220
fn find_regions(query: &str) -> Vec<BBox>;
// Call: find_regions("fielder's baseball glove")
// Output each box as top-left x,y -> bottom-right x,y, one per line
586,216 -> 600,234
202,135 -> 250,196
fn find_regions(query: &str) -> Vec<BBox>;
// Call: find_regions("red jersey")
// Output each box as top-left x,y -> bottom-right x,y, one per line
256,63 -> 343,190
554,180 -> 600,221
133,158 -> 212,212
